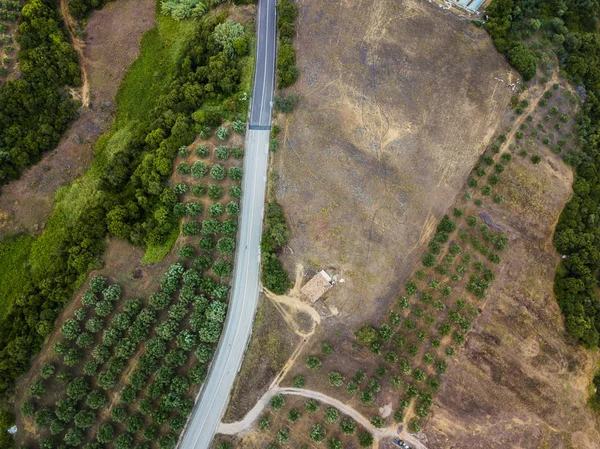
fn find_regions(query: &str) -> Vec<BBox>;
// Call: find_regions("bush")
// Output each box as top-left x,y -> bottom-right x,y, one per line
216,237 -> 235,254
216,126 -> 230,140
305,399 -> 319,413
287,408 -> 302,423
274,94 -> 299,113
96,424 -> 114,444
270,394 -> 285,410
182,222 -> 200,236
210,164 -> 226,181
293,375 -> 305,388
358,431 -> 374,447
259,415 -> 271,431
309,424 -> 326,443
324,406 -> 339,423
215,145 -> 229,160
328,371 -> 344,387
306,356 -> 322,370
191,161 -> 207,178
229,166 -> 243,180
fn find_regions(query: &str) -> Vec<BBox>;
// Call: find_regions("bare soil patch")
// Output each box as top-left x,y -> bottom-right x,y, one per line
0,0 -> 155,238
273,0 -> 513,330
224,295 -> 300,423
424,89 -> 600,448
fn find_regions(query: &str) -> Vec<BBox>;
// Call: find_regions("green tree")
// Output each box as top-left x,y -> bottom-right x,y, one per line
306,356 -> 322,370
210,164 -> 226,181
64,428 -> 85,446
271,394 -> 285,410
287,408 -> 301,423
329,371 -> 344,387
355,324 -> 378,345
324,406 -> 339,423
293,375 -> 305,388
74,410 -> 96,429
340,417 -> 357,435
358,431 -> 374,447
97,423 -> 114,443
29,379 -> 46,398
309,424 -> 326,443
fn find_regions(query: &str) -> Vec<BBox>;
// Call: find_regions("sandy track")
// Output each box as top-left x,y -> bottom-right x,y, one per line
218,386 -> 429,449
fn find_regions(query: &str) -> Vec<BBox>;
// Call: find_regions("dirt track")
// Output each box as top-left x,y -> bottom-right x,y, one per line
60,0 -> 90,107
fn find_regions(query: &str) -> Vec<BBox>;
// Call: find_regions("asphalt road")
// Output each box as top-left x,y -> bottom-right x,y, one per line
177,0 -> 276,448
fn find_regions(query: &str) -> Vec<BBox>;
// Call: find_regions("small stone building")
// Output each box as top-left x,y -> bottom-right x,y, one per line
301,270 -> 334,303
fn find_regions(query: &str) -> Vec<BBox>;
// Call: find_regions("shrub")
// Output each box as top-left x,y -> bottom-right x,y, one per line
96,424 -> 114,444
358,431 -> 374,447
179,245 -> 195,259
232,120 -> 245,134
86,390 -> 107,410
306,356 -> 322,370
229,185 -> 242,198
229,166 -> 243,180
305,399 -> 319,413
422,253 -> 436,267
216,126 -> 230,140
176,162 -> 190,174
274,94 -> 299,113
408,418 -> 421,433
215,146 -> 229,160
293,375 -> 305,388
324,406 -> 339,423
309,424 -> 326,443
191,161 -> 207,178
355,324 -> 378,345
210,164 -> 226,181
287,408 -> 302,423
259,415 -> 271,431
216,237 -> 235,254
270,394 -> 285,410
182,221 -> 200,236
226,201 -> 239,216
360,390 -> 375,405
329,372 -> 344,387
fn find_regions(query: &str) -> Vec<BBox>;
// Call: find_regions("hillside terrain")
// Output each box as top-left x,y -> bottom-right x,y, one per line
218,0 -> 600,447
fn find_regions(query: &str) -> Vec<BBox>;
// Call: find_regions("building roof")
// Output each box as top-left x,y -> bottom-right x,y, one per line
301,270 -> 333,303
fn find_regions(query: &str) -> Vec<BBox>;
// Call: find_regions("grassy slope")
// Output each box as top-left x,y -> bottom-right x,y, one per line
0,236 -> 34,314
0,14 -> 200,319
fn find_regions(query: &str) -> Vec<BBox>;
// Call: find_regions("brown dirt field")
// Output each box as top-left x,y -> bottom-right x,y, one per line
423,91 -> 600,447
0,0 -> 155,238
224,295 -> 300,422
273,0 -> 513,329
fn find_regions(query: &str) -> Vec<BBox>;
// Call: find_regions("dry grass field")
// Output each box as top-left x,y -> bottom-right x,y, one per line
273,0 -> 513,324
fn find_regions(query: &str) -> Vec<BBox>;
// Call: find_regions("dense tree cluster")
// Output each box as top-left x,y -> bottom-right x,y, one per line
0,0 -> 79,187
261,202 -> 290,294
275,0 -> 298,87
486,0 -> 600,347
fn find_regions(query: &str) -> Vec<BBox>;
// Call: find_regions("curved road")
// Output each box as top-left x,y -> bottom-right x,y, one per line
177,0 -> 277,448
